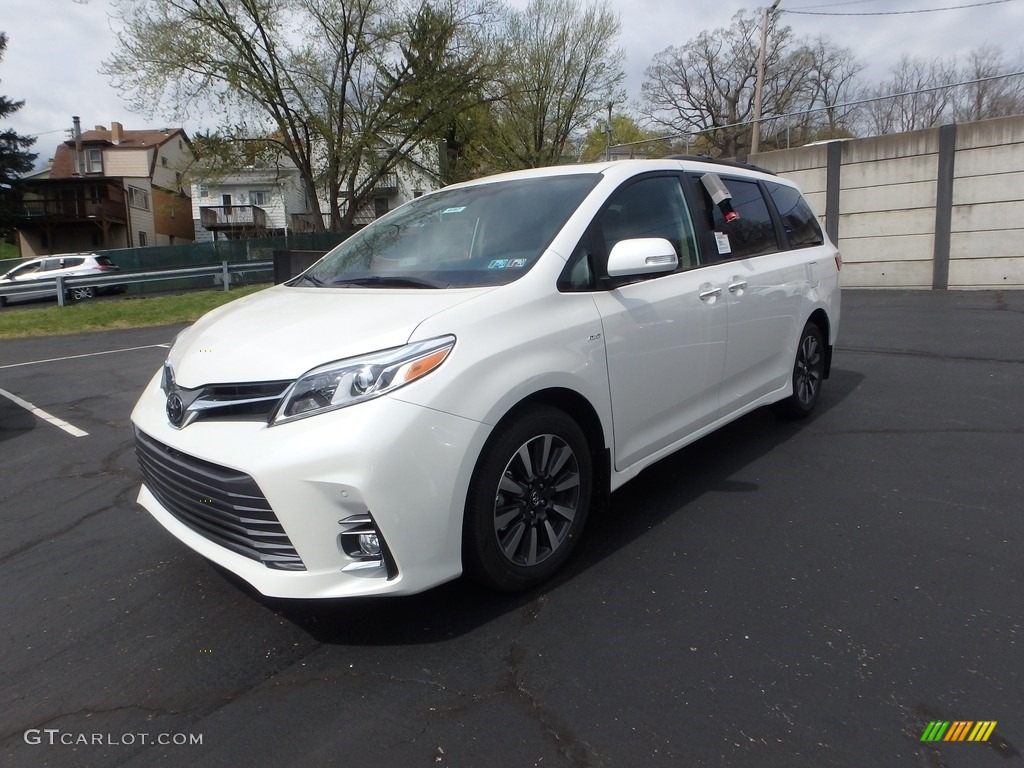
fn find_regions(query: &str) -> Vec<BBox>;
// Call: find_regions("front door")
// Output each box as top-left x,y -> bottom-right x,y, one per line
590,175 -> 728,470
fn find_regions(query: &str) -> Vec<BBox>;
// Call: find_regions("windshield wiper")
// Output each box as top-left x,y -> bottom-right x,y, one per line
288,272 -> 325,287
331,275 -> 444,289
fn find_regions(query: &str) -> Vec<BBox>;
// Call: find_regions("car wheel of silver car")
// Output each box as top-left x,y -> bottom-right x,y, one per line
779,321 -> 825,419
70,286 -> 95,302
463,405 -> 592,592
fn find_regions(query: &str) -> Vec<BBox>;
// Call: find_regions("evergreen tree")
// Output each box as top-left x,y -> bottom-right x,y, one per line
1,32 -> 37,239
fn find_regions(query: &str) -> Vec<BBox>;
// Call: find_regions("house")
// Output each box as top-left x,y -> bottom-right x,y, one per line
13,119 -> 195,257
193,152 -> 439,240
191,161 -> 318,242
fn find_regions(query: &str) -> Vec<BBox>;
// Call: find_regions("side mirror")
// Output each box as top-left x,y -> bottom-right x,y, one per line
606,238 -> 678,278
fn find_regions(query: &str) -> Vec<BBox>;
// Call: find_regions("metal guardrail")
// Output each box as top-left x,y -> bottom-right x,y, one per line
0,260 -> 273,308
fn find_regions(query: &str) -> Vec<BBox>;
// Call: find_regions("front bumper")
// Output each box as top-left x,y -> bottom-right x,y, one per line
131,373 -> 488,598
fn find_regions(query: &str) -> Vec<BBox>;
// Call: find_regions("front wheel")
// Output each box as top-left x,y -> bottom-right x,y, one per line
777,321 -> 825,419
463,406 -> 592,592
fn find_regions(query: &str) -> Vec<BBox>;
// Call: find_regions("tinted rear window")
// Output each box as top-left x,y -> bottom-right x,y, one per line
764,182 -> 824,248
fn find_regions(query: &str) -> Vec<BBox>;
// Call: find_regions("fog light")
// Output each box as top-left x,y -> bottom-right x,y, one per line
339,513 -> 398,580
358,532 -> 381,556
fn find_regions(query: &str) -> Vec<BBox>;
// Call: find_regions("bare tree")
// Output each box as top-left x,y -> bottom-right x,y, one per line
952,44 -> 1024,123
789,36 -> 864,142
641,10 -> 807,157
862,55 -> 960,135
483,0 -> 625,170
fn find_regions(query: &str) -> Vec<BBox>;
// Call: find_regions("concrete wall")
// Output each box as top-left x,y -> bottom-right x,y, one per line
750,115 -> 1024,289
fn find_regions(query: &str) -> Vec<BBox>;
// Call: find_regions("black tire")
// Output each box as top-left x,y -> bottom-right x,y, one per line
777,321 -> 825,419
463,405 -> 592,592
69,286 -> 94,302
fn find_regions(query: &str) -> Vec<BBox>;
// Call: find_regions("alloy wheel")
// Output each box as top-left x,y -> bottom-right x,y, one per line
492,433 -> 581,568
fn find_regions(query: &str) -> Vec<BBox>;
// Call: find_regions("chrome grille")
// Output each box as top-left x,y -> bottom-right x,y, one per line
134,427 -> 305,571
163,364 -> 291,428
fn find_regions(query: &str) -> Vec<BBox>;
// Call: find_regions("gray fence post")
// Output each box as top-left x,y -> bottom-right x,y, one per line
221,261 -> 230,291
56,276 -> 66,307
932,123 -> 957,291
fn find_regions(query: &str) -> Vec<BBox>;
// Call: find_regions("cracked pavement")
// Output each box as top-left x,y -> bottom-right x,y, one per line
1,291 -> 1022,767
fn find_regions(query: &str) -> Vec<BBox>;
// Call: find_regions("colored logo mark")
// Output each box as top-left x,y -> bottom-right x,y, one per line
921,721 -> 997,742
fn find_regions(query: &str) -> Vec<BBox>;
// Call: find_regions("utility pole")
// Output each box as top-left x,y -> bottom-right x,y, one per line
604,102 -> 613,161
751,0 -> 781,156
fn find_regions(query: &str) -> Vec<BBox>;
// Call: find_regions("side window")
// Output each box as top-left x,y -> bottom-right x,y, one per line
764,181 -> 824,248
9,261 -> 43,278
558,241 -> 597,292
711,179 -> 778,260
599,176 -> 699,271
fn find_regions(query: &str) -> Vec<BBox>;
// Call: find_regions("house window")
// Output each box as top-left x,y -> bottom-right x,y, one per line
161,156 -> 168,167
251,190 -> 270,207
128,186 -> 150,211
374,197 -> 389,218
138,231 -> 148,246
87,148 -> 103,173
197,184 -> 209,198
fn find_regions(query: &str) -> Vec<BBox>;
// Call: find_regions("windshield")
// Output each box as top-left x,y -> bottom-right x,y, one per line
299,174 -> 599,289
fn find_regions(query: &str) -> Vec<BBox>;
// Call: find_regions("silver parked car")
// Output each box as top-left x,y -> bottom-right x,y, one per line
0,253 -> 123,306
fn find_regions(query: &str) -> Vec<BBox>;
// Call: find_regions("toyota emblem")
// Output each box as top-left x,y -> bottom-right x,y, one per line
166,392 -> 185,427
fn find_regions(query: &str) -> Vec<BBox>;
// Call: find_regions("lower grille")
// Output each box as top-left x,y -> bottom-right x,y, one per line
134,427 -> 305,571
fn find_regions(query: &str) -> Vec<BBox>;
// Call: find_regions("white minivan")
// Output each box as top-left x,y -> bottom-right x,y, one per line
131,158 -> 841,599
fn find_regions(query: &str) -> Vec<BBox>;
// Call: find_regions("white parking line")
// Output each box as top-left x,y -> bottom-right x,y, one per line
0,387 -> 89,438
0,343 -> 170,370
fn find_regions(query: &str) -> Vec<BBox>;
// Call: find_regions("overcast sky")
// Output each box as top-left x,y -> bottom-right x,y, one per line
3,0 -> 1022,160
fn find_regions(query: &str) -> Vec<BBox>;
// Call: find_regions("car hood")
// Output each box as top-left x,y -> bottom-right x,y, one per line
168,285 -> 494,386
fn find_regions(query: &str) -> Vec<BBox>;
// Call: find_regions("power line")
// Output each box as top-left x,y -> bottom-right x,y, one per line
625,70 -> 1024,147
788,1 -> 889,10
786,0 -> 1018,15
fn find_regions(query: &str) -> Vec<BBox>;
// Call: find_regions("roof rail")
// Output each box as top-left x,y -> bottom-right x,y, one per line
664,154 -> 776,176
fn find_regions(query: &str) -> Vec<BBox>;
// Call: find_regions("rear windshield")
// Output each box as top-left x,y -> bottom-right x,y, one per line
300,174 -> 600,289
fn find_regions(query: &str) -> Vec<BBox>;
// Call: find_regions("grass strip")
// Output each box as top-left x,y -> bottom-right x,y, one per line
0,285 -> 271,339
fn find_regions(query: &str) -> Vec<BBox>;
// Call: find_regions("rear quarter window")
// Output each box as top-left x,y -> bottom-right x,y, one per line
764,181 -> 824,248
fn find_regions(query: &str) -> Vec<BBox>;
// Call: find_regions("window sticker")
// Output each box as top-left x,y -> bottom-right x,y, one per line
442,206 -> 467,214
714,231 -> 732,255
487,258 -> 529,269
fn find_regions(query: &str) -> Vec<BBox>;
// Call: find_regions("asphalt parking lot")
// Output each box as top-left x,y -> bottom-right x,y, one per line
0,289 -> 1021,768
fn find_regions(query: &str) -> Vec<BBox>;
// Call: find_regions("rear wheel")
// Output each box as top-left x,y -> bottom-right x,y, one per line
778,321 -> 825,418
70,286 -> 94,302
463,405 -> 592,591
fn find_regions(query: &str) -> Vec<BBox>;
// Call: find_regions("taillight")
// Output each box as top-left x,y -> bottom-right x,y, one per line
834,252 -> 842,271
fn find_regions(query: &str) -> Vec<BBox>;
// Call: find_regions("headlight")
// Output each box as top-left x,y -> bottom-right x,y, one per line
271,335 -> 455,425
